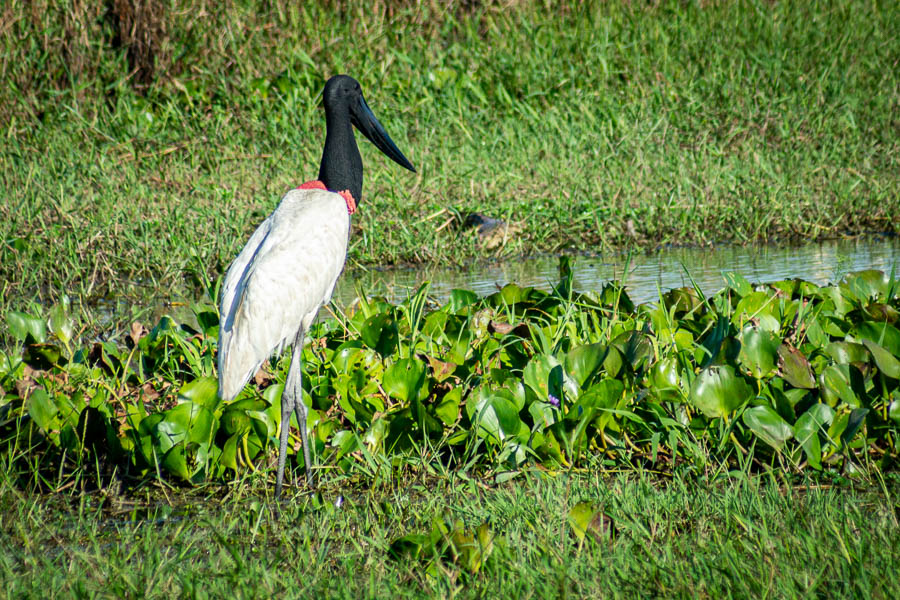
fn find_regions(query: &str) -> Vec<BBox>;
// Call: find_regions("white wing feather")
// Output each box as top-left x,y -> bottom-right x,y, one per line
218,188 -> 350,401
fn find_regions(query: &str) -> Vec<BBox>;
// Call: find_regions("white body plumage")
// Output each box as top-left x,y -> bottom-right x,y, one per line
218,187 -> 350,403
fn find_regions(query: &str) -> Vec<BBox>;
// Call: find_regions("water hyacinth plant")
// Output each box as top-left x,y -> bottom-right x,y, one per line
1,262 -> 898,491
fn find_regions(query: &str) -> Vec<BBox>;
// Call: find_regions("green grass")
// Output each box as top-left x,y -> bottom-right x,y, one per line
1,0 -> 898,322
1,470 -> 898,598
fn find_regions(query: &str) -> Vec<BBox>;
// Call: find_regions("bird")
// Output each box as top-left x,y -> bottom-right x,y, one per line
217,75 -> 416,497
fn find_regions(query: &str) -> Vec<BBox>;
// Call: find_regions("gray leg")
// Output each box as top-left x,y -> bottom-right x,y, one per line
275,332 -> 313,498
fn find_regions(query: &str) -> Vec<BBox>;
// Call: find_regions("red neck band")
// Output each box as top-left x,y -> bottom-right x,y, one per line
297,180 -> 357,215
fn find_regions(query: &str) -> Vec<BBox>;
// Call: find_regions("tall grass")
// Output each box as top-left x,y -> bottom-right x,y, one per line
1,0 -> 898,317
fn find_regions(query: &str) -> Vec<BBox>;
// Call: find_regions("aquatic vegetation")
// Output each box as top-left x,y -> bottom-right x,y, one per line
1,264 -> 898,490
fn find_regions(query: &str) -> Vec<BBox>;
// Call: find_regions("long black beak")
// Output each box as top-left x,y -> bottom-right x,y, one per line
351,95 -> 416,173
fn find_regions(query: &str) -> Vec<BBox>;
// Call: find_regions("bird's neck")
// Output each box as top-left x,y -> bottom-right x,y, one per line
318,115 -> 363,207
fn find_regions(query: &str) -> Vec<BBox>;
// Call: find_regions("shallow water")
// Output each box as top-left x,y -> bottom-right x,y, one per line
142,237 -> 899,329
335,237 -> 900,307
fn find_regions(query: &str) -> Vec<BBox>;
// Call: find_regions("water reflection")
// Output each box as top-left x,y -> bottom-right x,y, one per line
145,238 -> 899,330
335,237 -> 900,307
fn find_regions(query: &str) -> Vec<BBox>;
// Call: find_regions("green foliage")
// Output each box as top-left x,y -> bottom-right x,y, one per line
2,268 -> 899,490
2,472 -> 898,598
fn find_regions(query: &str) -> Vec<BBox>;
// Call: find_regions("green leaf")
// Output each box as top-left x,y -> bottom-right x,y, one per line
220,435 -> 239,470
820,364 -> 861,407
27,389 -> 59,433
568,501 -> 599,542
434,387 -> 461,426
742,406 -> 792,451
723,271 -> 753,297
777,344 -> 816,389
449,289 -> 478,312
7,311 -> 46,344
793,404 -> 834,470
689,365 -> 752,419
861,340 -> 900,379
738,326 -> 781,378
612,330 -> 652,371
178,377 -> 221,412
383,357 -> 426,403
842,270 -> 890,302
699,315 -> 730,368
649,357 -> 681,398
888,394 -> 900,425
824,341 -> 869,365
565,343 -> 608,387
602,345 -> 625,378
523,354 -> 562,402
359,313 -> 398,356
156,402 -> 216,452
841,408 -> 869,448
49,303 -> 74,344
855,322 -> 900,358
471,393 -> 521,443
161,445 -> 192,481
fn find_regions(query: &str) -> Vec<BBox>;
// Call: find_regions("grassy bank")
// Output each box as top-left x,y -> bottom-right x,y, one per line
2,471 -> 898,598
1,0 -> 898,319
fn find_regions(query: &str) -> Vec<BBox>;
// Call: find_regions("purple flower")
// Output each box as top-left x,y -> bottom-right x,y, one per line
548,393 -> 560,407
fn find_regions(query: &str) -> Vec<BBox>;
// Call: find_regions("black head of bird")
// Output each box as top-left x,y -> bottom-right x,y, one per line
318,74 -> 416,207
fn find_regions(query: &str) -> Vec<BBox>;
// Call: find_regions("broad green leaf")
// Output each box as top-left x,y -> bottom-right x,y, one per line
247,410 -> 275,443
842,270 -> 889,302
383,357 -> 426,402
824,341 -> 869,365
743,406 -> 792,451
359,313 -> 398,356
723,271 -> 753,297
6,311 -> 46,343
861,340 -> 900,379
434,387 -> 461,426
689,365 -> 752,419
27,389 -> 59,433
738,326 -> 781,378
178,377 -> 220,412
613,330 -> 652,371
576,378 -> 625,411
471,393 -> 521,443
777,344 -> 816,389
449,289 -> 478,312
733,291 -> 775,325
820,364 -> 861,407
662,287 -> 702,315
529,401 -> 557,430
855,322 -> 900,358
156,402 -> 215,451
161,445 -> 192,481
364,417 -> 389,450
889,394 -> 900,425
568,501 -> 599,542
523,354 -> 562,402
332,341 -> 364,372
565,343 -> 608,387
602,346 -> 625,378
649,357 -> 681,397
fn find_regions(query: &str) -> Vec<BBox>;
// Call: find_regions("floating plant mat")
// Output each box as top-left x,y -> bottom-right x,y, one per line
2,263 -> 899,488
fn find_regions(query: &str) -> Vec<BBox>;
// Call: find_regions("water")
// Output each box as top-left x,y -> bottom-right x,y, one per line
334,237 -> 900,307
143,238 -> 898,329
